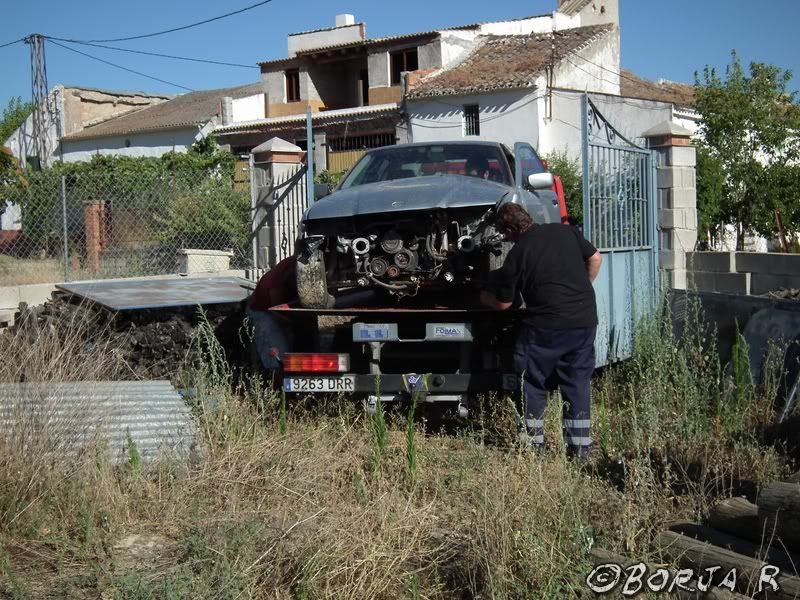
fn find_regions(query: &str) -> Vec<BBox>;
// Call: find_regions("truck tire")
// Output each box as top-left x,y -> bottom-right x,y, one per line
296,248 -> 335,309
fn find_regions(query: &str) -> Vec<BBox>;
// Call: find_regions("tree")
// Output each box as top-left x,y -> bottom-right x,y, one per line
544,151 -> 583,224
0,97 -> 32,146
694,51 -> 800,249
695,144 -> 725,248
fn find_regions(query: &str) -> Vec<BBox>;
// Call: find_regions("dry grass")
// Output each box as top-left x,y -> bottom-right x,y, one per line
0,304 -> 793,598
0,255 -> 64,286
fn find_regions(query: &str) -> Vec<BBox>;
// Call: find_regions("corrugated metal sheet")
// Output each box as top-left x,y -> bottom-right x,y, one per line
56,276 -> 254,311
0,381 -> 200,465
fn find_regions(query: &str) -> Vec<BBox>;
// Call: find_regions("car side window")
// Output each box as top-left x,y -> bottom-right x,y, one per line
513,143 -> 546,189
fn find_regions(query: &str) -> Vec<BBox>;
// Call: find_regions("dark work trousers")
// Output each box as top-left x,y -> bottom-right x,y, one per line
512,326 -> 596,456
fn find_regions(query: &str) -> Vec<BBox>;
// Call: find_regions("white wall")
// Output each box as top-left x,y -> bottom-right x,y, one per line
232,94 -> 265,122
552,28 -> 620,95
288,23 -> 363,56
540,90 -> 674,159
4,86 -> 65,168
408,88 -> 540,149
61,126 -> 203,162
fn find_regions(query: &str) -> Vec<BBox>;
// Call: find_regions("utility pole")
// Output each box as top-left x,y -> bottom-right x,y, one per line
24,34 -> 50,166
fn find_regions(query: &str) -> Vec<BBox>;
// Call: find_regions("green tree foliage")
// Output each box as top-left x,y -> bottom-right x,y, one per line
543,151 -> 583,224
694,51 -> 800,249
2,136 -> 250,261
695,145 -> 725,247
0,97 -> 32,145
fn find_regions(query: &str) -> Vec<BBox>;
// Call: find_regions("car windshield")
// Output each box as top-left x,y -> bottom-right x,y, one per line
339,144 -> 512,189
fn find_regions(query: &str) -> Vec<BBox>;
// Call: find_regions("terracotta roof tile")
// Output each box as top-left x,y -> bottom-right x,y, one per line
407,24 -> 613,99
64,82 -> 263,140
620,69 -> 695,108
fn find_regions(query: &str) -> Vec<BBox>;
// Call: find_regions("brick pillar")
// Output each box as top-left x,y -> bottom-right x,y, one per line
249,137 -> 306,269
83,201 -> 103,274
643,121 -> 697,290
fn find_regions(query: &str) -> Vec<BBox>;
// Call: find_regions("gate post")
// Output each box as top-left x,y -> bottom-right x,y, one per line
249,138 -> 305,270
643,121 -> 697,290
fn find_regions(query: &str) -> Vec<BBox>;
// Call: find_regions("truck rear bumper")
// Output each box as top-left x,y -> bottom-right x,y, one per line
283,373 -> 518,395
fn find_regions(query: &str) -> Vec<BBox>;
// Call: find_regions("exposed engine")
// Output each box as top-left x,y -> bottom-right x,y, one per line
328,208 -> 504,297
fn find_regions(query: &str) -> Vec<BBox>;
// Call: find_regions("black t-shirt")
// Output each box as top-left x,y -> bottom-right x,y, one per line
492,224 -> 598,329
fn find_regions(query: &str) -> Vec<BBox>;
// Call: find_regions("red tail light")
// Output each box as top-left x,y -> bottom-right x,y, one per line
283,353 -> 350,373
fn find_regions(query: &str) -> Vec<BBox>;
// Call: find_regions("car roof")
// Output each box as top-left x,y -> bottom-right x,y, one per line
374,141 -> 504,151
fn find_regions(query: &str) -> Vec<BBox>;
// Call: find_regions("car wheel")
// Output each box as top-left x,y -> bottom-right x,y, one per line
296,247 -> 335,309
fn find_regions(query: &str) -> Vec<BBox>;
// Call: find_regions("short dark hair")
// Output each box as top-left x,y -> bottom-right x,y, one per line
497,203 -> 533,237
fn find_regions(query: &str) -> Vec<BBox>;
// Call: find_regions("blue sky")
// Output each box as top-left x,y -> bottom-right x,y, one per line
1,0 -> 798,112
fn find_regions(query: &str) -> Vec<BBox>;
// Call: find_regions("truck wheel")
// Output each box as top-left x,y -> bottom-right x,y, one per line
296,248 -> 335,309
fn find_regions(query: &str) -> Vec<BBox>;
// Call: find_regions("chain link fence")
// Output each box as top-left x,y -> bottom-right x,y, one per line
0,169 -> 253,286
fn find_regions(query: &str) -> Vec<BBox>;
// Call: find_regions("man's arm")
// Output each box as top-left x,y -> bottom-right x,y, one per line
480,290 -> 513,310
586,251 -> 602,283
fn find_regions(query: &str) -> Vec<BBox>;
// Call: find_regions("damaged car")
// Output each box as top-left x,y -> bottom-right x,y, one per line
295,141 -> 563,308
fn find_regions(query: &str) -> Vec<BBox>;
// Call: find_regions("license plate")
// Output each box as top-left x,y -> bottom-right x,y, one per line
283,376 -> 356,393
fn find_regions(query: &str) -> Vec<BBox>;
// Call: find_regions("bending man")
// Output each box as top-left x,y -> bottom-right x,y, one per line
480,203 -> 602,457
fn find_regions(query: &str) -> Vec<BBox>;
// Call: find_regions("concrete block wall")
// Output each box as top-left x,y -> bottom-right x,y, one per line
685,251 -> 800,295
646,123 -> 697,291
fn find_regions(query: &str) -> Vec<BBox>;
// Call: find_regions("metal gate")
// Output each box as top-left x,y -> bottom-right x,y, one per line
581,95 -> 660,365
249,158 -> 308,270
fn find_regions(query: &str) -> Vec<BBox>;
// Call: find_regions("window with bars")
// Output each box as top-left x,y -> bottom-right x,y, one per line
390,48 -> 419,85
462,104 -> 480,136
285,69 -> 300,103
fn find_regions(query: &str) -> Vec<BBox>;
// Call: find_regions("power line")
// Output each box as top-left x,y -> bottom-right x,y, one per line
63,0 -> 275,43
48,39 -> 194,91
48,38 -> 258,69
0,38 -> 24,49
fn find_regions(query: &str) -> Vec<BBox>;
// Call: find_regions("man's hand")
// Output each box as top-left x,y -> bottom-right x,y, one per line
586,251 -> 602,283
480,290 -> 513,310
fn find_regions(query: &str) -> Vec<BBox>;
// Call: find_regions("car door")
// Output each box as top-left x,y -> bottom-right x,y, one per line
513,142 -> 561,224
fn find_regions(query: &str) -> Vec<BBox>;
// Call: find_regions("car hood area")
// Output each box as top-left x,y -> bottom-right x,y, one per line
304,175 -> 511,222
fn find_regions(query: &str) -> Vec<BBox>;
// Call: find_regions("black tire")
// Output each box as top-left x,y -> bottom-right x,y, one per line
296,247 -> 335,309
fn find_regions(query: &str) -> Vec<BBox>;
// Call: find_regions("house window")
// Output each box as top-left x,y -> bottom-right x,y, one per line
390,48 -> 419,85
463,104 -> 480,136
285,69 -> 301,103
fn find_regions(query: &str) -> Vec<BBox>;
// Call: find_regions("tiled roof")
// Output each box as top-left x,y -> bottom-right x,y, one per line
557,0 -> 594,16
214,103 -> 399,134
64,82 -> 263,140
258,15 -> 552,66
62,85 -> 173,100
620,70 -> 695,108
407,24 -> 613,99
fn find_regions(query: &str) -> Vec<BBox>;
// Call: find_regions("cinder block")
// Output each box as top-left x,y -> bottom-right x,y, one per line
666,146 -> 697,168
672,228 -> 698,253
685,251 -> 734,273
659,208 -> 682,229
657,166 -> 695,190
657,166 -> 678,189
750,272 -> 800,295
690,271 -> 749,295
668,268 -> 688,290
735,252 -> 800,276
660,250 -> 686,270
669,188 -> 697,209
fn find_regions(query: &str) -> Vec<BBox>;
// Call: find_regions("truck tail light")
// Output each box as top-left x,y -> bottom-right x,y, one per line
283,353 -> 350,373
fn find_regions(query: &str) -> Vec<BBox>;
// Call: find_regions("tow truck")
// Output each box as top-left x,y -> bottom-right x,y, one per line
273,290 -> 527,416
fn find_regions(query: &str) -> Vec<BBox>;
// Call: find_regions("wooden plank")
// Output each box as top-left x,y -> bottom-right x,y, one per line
708,497 -> 760,541
669,522 -> 799,576
656,530 -> 800,599
759,482 -> 800,549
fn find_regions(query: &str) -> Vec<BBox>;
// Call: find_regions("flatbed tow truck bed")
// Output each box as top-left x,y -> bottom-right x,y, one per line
271,295 -> 526,415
